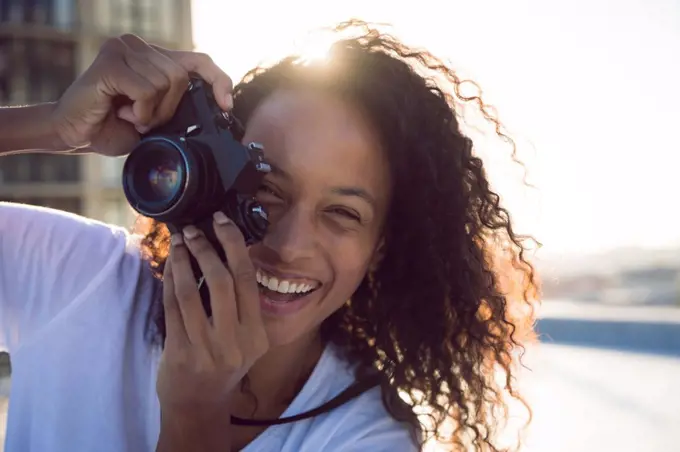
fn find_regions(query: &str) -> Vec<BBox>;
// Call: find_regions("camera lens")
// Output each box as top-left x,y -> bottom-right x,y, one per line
122,137 -> 188,217
141,158 -> 182,201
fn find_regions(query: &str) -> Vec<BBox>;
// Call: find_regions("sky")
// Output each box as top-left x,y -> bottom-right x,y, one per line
191,0 -> 680,256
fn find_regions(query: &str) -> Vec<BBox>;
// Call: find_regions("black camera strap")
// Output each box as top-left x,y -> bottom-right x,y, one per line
231,374 -> 381,426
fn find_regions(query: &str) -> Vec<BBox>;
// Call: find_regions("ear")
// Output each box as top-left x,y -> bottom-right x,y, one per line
368,237 -> 386,273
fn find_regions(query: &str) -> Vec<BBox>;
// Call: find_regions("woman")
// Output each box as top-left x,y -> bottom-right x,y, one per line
0,20 -> 538,452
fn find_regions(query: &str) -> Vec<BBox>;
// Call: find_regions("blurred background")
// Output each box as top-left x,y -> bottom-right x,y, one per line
1,0 -> 679,450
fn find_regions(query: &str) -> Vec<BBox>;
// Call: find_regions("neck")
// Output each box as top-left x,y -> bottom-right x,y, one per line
233,329 -> 325,418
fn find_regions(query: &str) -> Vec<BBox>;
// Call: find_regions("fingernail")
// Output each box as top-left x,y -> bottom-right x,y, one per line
136,124 -> 150,134
171,233 -> 184,247
213,211 -> 231,225
225,94 -> 234,110
183,225 -> 201,240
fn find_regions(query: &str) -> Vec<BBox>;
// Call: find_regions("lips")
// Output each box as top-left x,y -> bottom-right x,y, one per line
253,264 -> 323,315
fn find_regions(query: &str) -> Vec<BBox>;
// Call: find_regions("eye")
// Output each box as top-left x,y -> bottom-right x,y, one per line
328,207 -> 361,222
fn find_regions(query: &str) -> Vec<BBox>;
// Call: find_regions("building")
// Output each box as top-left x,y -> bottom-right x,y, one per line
0,0 -> 193,227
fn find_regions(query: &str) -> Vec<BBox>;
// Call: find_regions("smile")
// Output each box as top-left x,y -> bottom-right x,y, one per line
254,267 -> 323,315
255,268 -> 321,296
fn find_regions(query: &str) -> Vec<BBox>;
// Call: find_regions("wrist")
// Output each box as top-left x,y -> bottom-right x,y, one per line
0,102 -> 74,155
15,102 -> 72,153
157,407 -> 232,452
43,102 -> 79,154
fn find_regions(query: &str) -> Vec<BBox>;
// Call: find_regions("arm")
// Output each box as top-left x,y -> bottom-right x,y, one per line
1,36 -> 233,160
0,103 -> 71,156
0,34 -> 238,447
0,202 -> 132,353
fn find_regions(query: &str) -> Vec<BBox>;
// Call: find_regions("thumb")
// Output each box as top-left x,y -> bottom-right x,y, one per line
117,105 -> 151,134
94,112 -> 140,156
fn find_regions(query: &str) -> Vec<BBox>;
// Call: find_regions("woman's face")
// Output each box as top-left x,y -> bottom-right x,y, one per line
243,88 -> 391,347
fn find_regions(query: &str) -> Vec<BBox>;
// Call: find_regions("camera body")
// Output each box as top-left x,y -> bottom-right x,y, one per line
122,77 -> 270,315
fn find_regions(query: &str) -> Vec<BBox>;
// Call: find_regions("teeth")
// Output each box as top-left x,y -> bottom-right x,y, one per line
256,269 -> 317,295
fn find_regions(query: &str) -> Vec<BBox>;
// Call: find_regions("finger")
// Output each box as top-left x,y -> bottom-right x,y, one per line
154,46 -> 233,111
115,104 -> 141,129
212,212 -> 262,327
162,252 -> 188,346
121,35 -> 190,127
169,230 -> 212,345
92,108 -> 140,156
123,53 -> 170,127
141,53 -> 189,127
96,39 -> 160,126
98,60 -> 158,129
181,226 -> 239,333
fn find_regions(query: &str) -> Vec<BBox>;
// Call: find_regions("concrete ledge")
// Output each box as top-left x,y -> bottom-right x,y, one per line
537,318 -> 680,358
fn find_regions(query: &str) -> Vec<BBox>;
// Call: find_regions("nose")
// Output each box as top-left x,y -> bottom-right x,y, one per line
260,205 -> 316,264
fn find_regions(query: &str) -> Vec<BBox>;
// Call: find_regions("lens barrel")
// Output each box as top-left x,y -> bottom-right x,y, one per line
122,136 -> 191,218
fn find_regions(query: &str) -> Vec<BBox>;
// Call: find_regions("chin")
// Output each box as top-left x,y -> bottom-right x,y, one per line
260,314 -> 320,348
257,287 -> 342,348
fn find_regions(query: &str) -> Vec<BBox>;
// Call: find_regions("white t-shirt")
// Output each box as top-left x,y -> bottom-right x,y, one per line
0,202 -> 417,452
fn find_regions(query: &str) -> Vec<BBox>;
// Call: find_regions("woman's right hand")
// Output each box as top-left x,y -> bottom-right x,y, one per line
51,34 -> 234,157
156,215 -> 269,451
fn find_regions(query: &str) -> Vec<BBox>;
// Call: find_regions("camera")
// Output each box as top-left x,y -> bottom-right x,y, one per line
122,77 -> 270,315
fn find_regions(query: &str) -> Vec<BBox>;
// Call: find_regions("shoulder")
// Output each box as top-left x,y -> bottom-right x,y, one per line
0,201 -> 130,243
0,201 -> 139,264
0,202 -> 149,351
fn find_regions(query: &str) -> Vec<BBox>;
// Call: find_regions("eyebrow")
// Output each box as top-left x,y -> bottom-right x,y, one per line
331,187 -> 377,209
267,162 -> 377,209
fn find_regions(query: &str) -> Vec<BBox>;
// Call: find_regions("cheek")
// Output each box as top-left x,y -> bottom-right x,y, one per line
321,222 -> 384,299
326,247 -> 374,302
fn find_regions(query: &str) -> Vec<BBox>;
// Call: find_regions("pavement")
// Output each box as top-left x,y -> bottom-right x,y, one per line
510,341 -> 679,452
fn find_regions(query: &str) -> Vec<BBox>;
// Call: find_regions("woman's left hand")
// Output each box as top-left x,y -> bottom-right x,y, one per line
156,211 -> 268,451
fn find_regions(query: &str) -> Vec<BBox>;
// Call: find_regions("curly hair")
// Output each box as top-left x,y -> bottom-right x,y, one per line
136,19 -> 540,452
